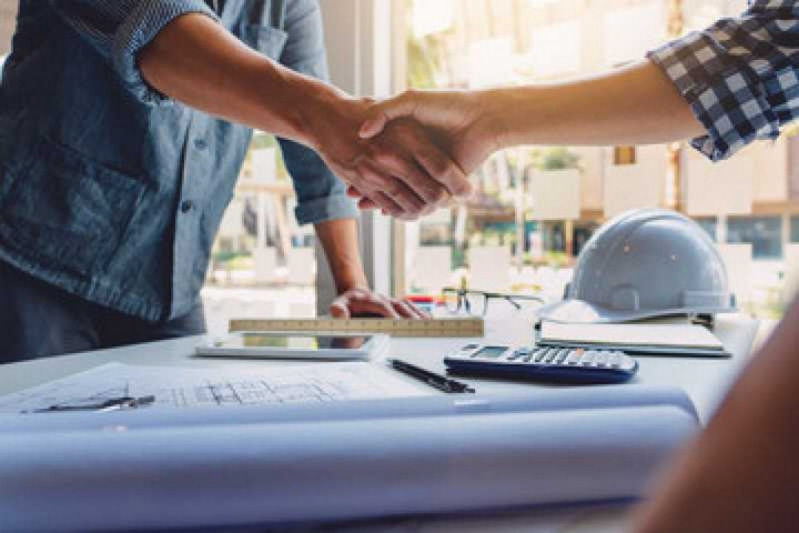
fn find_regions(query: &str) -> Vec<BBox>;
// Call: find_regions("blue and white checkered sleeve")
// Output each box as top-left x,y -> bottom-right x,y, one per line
647,1 -> 799,161
49,1 -> 218,105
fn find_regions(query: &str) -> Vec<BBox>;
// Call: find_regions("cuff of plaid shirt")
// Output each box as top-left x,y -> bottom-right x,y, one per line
647,32 -> 782,162
111,1 -> 219,106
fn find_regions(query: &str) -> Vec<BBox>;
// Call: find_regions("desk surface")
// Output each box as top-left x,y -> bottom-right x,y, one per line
0,311 -> 760,532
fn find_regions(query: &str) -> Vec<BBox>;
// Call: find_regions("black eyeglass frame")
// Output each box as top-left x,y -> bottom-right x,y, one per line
441,288 -> 545,317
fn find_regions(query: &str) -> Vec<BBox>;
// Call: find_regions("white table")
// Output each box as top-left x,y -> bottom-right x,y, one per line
0,311 -> 760,532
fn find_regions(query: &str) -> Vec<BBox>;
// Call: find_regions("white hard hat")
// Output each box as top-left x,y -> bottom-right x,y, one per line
537,208 -> 736,323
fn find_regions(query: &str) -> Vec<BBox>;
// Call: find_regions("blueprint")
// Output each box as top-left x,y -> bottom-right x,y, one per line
0,363 -> 699,532
0,362 -> 429,413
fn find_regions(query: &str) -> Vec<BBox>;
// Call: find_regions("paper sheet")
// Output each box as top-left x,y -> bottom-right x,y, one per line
0,362 -> 429,414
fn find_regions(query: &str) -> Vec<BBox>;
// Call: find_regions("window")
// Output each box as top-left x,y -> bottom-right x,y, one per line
204,133 -> 318,335
727,216 -> 783,260
695,217 -> 718,242
789,215 -> 799,242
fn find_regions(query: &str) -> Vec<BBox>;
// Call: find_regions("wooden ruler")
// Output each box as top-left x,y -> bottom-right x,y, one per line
229,318 -> 485,338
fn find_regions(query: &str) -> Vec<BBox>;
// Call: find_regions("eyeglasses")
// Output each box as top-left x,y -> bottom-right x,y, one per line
441,288 -> 545,317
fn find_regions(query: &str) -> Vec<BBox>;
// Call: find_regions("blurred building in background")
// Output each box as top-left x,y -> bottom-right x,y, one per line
399,0 -> 798,319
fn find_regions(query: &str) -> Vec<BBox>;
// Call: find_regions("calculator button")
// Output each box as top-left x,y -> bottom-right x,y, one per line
533,349 -> 548,363
595,352 -> 609,367
609,353 -> 622,368
514,349 -> 531,361
554,349 -> 570,364
580,351 -> 596,366
543,349 -> 559,364
566,349 -> 584,365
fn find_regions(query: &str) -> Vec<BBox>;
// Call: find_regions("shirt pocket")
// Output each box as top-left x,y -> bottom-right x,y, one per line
243,23 -> 289,60
0,138 -> 147,277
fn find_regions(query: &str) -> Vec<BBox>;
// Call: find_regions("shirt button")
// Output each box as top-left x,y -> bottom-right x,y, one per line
181,200 -> 195,213
194,139 -> 208,151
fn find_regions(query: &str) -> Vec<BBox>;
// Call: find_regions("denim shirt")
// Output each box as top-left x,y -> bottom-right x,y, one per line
0,0 -> 357,321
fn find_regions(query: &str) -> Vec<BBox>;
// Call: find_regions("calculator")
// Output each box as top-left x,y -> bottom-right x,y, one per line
444,344 -> 639,384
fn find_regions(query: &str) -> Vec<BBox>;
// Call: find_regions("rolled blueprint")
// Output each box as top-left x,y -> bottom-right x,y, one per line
1,404 -> 697,532
0,384 -> 697,433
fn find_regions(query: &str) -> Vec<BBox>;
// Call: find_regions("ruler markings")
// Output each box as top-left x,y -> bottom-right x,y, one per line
229,318 -> 484,338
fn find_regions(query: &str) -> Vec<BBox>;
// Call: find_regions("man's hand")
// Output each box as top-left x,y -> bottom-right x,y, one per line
330,288 -> 429,319
315,219 -> 428,320
306,96 -> 473,220
348,90 -> 503,211
360,90 -> 503,173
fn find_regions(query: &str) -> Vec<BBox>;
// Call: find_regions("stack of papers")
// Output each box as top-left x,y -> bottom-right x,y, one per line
539,321 -> 730,357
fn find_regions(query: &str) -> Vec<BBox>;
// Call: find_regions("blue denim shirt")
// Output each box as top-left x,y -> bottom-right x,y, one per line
0,0 -> 357,321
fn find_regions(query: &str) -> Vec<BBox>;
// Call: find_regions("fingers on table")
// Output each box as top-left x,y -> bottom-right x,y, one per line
329,300 -> 352,319
331,289 -> 429,320
341,291 -> 402,319
392,299 -> 429,319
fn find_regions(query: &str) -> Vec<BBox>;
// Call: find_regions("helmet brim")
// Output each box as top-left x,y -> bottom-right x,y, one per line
536,298 -> 736,324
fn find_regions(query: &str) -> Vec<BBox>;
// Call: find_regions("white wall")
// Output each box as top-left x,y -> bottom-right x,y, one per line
573,146 -> 604,211
683,148 -> 754,216
603,145 -> 667,218
750,139 -> 789,202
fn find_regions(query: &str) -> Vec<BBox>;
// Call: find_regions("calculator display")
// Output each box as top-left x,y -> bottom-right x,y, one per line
475,346 -> 507,359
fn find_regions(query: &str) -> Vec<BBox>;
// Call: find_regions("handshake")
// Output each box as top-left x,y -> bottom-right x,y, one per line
307,90 -> 502,221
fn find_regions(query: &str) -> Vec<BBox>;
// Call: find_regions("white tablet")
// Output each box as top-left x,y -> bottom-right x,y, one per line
195,332 -> 388,361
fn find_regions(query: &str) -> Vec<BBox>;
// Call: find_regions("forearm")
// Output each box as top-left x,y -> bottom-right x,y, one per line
490,60 -> 704,149
138,13 -> 344,146
634,300 -> 799,532
314,218 -> 368,293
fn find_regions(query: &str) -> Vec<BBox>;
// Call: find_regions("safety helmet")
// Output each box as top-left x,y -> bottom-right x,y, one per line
537,208 -> 736,323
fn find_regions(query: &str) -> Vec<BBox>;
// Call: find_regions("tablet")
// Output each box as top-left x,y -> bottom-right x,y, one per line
195,332 -> 388,361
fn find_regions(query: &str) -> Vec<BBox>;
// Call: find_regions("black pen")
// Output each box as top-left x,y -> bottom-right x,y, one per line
31,395 -> 156,414
388,359 -> 475,394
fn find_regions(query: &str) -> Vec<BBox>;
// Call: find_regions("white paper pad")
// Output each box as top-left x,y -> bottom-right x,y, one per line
541,322 -> 726,351
0,362 -> 429,414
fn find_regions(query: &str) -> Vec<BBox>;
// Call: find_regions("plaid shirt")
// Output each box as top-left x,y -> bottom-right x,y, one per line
648,0 -> 799,161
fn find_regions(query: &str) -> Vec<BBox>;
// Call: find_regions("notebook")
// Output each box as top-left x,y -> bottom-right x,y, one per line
539,321 -> 730,357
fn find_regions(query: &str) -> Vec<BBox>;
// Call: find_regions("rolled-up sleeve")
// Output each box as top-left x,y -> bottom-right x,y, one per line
49,0 -> 218,105
276,0 -> 358,225
647,0 -> 799,161
279,139 -> 359,226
